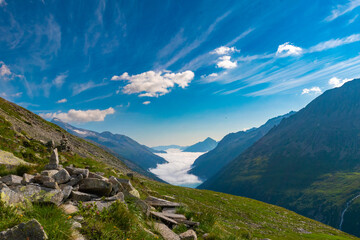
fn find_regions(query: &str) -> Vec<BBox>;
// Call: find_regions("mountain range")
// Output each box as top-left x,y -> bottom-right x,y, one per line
189,112 -> 295,180
183,137 -> 217,152
199,79 -> 360,236
51,118 -> 167,181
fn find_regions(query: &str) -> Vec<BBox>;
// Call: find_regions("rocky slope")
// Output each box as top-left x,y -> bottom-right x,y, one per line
190,111 -> 294,180
183,137 -> 217,153
199,79 -> 360,236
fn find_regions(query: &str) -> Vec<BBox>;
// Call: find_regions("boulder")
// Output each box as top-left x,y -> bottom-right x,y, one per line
116,178 -> 140,198
43,181 -> 59,189
60,185 -> 73,201
41,170 -> 59,177
52,169 -> 70,184
96,192 -> 124,202
70,191 -> 97,202
44,148 -> 60,170
150,211 -> 178,225
0,183 -> 25,205
0,175 -> 23,186
67,174 -> 83,187
65,166 -> 89,178
152,222 -> 180,240
21,173 -> 34,185
145,196 -> 181,208
0,219 -> 48,240
14,185 -> 64,206
79,178 -> 112,196
88,172 -> 107,180
179,230 -> 197,240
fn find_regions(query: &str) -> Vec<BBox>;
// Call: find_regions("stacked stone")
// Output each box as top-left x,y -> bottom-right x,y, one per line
59,134 -> 71,152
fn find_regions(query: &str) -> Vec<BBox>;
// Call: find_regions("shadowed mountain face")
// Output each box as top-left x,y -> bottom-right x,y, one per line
183,137 -> 217,153
51,118 -> 167,173
199,79 -> 360,236
189,112 -> 295,181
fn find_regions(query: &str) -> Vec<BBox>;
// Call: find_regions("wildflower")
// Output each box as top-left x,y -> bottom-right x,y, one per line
67,215 -> 72,219
19,214 -> 23,217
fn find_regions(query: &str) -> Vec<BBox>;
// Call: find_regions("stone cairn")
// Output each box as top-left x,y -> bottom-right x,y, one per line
59,134 -> 71,152
0,145 -> 199,240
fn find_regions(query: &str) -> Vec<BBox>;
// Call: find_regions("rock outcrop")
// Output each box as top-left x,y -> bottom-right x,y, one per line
0,219 -> 48,240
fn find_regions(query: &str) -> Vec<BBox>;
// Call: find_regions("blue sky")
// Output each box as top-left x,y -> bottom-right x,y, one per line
1,0 -> 360,146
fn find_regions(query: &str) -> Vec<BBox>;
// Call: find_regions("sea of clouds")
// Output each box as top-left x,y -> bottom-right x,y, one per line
149,149 -> 205,188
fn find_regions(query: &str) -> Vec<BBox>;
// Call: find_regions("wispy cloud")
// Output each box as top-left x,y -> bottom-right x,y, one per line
325,0 -> 360,22
0,0 -> 7,7
112,70 -> 194,97
143,101 -> 151,105
226,28 -> 255,47
39,107 -> 115,123
308,34 -> 360,52
276,42 -> 303,57
72,81 -> 107,95
53,73 -> 68,88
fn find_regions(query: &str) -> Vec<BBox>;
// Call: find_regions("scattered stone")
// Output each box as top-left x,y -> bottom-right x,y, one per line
67,174 -> 83,187
65,167 -> 89,178
146,196 -> 181,208
98,192 -> 124,202
134,198 -> 151,217
150,211 -> 178,225
60,185 -> 73,201
163,195 -> 176,201
71,221 -> 82,229
108,176 -> 122,194
73,215 -> 84,222
297,228 -> 311,234
71,230 -> 86,240
0,219 -> 48,240
14,185 -> 64,206
162,208 -> 177,214
95,172 -> 105,176
79,178 -> 112,196
44,148 -> 61,170
52,169 -> 71,184
179,230 -> 197,240
162,213 -> 187,220
21,173 -> 34,185
70,191 -> 97,202
60,203 -> 79,214
82,200 -> 116,211
173,219 -> 200,227
43,181 -> 59,189
202,233 -> 210,239
152,222 -> 180,240
0,175 -> 23,186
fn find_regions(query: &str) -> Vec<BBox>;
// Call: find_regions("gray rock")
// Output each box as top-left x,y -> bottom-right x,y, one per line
60,203 -> 79,214
88,172 -> 107,180
44,148 -> 60,170
21,173 -> 35,185
108,176 -> 122,194
14,185 -> 64,206
67,174 -> 83,187
65,166 -> 89,178
152,222 -> 180,240
0,219 -> 48,240
0,183 -> 25,205
41,170 -> 59,177
150,211 -> 178,225
43,181 -> 59,189
52,169 -> 70,184
71,221 -> 82,229
145,196 -> 181,208
60,185 -> 73,201
99,192 -> 124,202
179,230 -> 197,240
79,178 -> 112,196
71,191 -> 98,202
73,215 -> 84,222
0,175 -> 23,186
116,178 -> 140,198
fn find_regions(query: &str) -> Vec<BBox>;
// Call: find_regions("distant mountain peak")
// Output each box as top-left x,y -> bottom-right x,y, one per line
183,137 -> 217,153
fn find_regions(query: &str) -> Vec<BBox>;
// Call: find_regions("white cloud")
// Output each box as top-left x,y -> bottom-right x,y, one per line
0,0 -> 7,6
216,56 -> 237,69
0,62 -> 11,76
53,73 -> 67,88
325,0 -> 360,22
39,107 -> 115,123
149,149 -> 203,186
212,46 -> 239,55
328,77 -> 352,88
301,87 -> 322,95
143,101 -> 151,105
276,42 -> 303,57
56,98 -> 67,103
112,70 -> 194,97
349,14 -> 359,24
308,34 -> 360,52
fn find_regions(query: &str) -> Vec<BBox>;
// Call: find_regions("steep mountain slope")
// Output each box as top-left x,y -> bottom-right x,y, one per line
183,137 -> 217,152
52,118 -> 167,171
0,97 -> 133,175
190,112 -> 295,180
199,79 -> 360,236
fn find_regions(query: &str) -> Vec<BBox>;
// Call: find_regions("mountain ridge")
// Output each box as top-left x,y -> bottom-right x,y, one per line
183,137 -> 218,153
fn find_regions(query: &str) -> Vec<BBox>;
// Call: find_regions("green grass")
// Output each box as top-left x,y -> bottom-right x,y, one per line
0,201 -> 72,239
